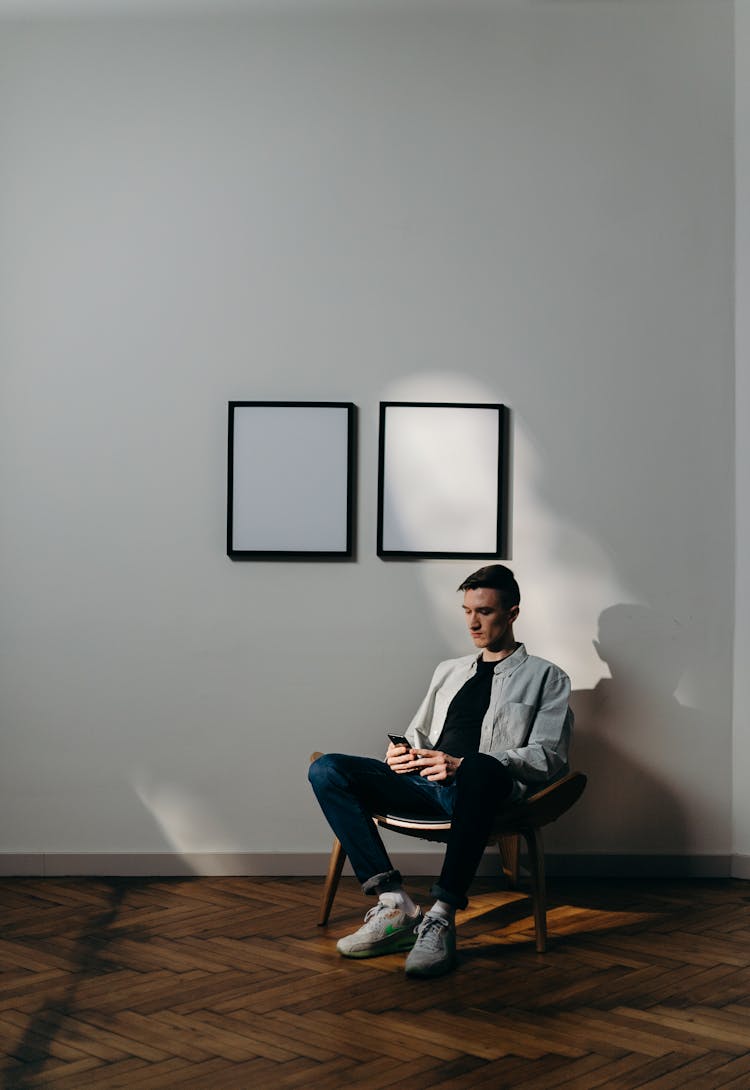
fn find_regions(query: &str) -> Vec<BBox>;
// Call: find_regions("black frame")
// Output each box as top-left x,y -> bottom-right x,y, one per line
227,401 -> 357,560
377,401 -> 509,559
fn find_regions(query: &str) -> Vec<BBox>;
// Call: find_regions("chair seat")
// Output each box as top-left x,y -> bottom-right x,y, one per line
374,772 -> 587,838
375,814 -> 452,830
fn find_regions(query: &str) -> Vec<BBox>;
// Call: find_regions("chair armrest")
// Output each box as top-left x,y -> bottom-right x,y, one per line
494,771 -> 587,831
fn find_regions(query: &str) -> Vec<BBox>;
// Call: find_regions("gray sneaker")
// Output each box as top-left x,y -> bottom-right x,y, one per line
404,912 -> 457,978
337,895 -> 423,959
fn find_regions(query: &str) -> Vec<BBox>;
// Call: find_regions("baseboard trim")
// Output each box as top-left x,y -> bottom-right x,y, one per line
0,853 -> 343,878
731,854 -> 750,879
0,851 -> 738,879
542,853 -> 733,878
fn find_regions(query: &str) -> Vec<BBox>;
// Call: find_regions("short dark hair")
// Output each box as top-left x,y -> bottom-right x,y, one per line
458,564 -> 520,610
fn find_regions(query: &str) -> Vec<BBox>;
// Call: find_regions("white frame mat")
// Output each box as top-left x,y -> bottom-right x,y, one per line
227,401 -> 356,558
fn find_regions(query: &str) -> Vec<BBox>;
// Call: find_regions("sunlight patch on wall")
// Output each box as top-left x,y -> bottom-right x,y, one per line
132,770 -> 231,864
380,372 -> 636,689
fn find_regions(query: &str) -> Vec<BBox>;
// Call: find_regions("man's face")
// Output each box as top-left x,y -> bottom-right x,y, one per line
462,587 -> 518,652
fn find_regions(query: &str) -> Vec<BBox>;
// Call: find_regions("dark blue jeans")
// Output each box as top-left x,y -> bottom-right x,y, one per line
308,752 -> 514,910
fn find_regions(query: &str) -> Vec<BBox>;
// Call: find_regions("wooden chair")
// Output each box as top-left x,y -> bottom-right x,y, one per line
311,753 -> 587,953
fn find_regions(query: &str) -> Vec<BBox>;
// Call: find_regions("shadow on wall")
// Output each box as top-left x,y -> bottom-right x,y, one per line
562,603 -> 710,855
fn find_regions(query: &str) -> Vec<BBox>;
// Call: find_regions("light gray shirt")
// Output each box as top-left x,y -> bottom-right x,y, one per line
404,642 -> 573,800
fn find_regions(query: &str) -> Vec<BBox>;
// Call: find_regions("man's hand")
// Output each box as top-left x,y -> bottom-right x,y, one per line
410,749 -> 463,783
385,741 -> 419,775
386,744 -> 463,782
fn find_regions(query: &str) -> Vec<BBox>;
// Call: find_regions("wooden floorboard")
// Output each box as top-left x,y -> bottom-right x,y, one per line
1,876 -> 750,1088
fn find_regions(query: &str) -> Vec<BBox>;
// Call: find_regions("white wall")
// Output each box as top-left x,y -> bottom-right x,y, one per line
0,0 -> 735,870
735,0 -> 750,876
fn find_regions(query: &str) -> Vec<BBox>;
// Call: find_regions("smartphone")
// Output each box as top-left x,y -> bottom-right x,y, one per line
387,733 -> 418,773
387,733 -> 411,748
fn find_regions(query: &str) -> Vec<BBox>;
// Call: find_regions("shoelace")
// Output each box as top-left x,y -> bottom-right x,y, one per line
416,915 -> 448,949
362,901 -> 398,928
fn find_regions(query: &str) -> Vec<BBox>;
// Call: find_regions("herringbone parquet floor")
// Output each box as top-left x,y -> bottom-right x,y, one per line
1,874 -> 749,1088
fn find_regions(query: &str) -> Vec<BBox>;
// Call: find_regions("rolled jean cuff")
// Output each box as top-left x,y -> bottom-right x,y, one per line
362,869 -> 403,896
430,883 -> 468,911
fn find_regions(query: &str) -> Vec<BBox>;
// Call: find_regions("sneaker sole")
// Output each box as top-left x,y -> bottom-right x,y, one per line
337,931 -> 419,959
405,955 -> 457,978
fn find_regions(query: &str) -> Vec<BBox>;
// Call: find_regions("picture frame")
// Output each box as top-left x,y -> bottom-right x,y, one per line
377,401 -> 508,559
227,401 -> 356,559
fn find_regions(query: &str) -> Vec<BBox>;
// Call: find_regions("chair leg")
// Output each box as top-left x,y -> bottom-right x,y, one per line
498,833 -> 520,886
319,836 -> 346,926
524,826 -> 547,953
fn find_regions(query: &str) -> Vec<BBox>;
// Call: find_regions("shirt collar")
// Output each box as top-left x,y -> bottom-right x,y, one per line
471,642 -> 527,675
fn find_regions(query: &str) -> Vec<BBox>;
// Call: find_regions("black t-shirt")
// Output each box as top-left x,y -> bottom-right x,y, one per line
434,657 -> 496,758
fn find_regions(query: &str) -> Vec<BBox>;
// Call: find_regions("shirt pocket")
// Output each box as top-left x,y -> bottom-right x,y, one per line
492,702 -> 535,751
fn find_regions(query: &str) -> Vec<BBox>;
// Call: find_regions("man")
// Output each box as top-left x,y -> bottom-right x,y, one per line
308,564 -> 573,978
